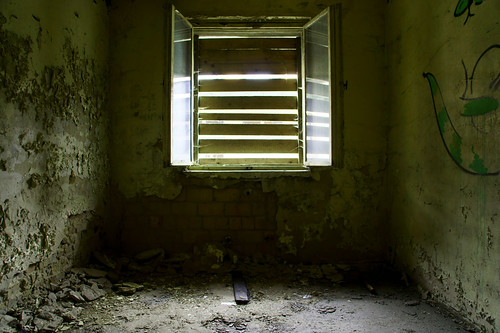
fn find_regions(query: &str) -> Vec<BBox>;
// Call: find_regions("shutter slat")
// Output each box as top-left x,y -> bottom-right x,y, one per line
199,96 -> 297,109
199,38 -> 298,50
199,140 -> 298,154
199,79 -> 297,92
200,124 -> 298,136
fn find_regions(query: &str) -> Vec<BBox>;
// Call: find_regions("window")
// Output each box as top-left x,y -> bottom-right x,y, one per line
166,5 -> 343,171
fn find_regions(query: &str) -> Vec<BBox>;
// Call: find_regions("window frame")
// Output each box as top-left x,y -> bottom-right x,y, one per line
165,5 -> 343,172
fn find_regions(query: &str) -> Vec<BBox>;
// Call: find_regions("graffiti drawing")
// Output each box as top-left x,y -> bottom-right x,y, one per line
454,0 -> 485,24
423,45 -> 500,175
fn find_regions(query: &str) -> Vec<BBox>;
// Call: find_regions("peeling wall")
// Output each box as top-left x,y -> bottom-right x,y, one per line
0,1 -> 109,308
108,0 -> 388,265
386,0 -> 500,331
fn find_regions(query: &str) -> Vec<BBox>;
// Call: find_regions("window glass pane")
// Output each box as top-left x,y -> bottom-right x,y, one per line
171,11 -> 192,165
305,10 -> 331,165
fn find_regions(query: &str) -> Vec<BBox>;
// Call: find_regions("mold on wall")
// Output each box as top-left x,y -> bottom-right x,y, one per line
108,0 -> 388,266
386,0 -> 499,331
0,1 -> 109,308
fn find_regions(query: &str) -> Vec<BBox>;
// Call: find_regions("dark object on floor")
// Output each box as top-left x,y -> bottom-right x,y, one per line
232,271 -> 249,304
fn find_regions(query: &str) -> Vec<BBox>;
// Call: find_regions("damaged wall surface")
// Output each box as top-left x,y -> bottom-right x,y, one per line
107,0 -> 388,265
0,1 -> 109,307
386,0 -> 500,331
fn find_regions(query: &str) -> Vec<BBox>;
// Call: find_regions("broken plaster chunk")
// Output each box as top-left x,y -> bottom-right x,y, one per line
80,284 -> 104,302
34,313 -> 64,332
134,248 -> 165,261
67,290 -> 85,303
114,282 -> 144,295
92,252 -> 116,270
404,300 -> 421,306
83,268 -> 108,278
122,282 -> 144,291
0,314 -> 18,329
116,286 -> 136,296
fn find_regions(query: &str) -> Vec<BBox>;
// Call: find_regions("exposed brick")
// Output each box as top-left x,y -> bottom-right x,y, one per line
172,202 -> 198,216
229,217 -> 242,230
182,230 -> 209,244
241,188 -> 265,202
147,201 -> 172,215
225,202 -> 252,216
266,197 -> 277,216
214,217 -> 229,229
186,187 -> 213,202
255,216 -> 276,230
176,216 -> 203,230
149,216 -> 161,228
198,202 -> 225,216
213,188 -> 241,202
252,202 -> 267,216
161,217 -> 177,230
241,217 -> 255,229
210,230 -> 230,242
173,190 -> 187,202
233,230 -> 265,244
202,217 -> 217,229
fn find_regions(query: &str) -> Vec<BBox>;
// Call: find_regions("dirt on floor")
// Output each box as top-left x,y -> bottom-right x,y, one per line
0,256 -> 479,333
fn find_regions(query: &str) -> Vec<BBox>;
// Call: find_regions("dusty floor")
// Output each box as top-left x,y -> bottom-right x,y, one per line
67,265 -> 476,333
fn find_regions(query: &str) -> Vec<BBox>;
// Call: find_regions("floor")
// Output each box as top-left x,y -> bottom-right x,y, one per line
79,264 -> 476,332
1,260 -> 478,333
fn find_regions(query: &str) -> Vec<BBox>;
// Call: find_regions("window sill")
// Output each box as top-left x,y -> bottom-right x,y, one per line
183,165 -> 312,178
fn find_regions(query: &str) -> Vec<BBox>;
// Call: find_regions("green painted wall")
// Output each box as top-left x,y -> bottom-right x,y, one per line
108,0 -> 389,264
386,0 -> 500,331
0,1 -> 109,307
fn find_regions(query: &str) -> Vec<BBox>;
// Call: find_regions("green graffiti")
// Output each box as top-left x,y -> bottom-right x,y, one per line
450,133 -> 463,165
469,147 -> 488,174
428,74 -> 439,96
454,0 -> 486,24
423,72 -> 499,175
455,0 -> 470,16
462,97 -> 499,116
437,108 -> 449,133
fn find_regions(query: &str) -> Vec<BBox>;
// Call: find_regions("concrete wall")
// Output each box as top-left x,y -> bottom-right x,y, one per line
108,0 -> 388,266
0,1 -> 109,307
386,0 -> 500,331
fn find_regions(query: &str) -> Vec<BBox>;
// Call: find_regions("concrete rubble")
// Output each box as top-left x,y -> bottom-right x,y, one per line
0,250 -> 153,333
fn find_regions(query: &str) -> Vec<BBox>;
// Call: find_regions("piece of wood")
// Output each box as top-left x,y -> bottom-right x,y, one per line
232,271 -> 249,304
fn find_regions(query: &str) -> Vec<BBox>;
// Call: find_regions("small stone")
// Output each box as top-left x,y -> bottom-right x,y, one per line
117,286 -> 136,296
83,268 -> 107,278
47,292 -> 57,303
80,284 -> 102,302
34,313 -> 63,332
93,252 -> 116,270
1,314 -> 18,328
94,277 -> 112,290
404,300 -> 421,306
20,311 -> 34,325
135,248 -> 165,261
60,301 -> 74,309
67,290 -> 85,303
60,308 -> 81,322
122,282 -> 144,291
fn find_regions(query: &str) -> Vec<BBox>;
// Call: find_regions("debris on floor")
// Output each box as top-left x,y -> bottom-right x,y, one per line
0,252 -> 480,333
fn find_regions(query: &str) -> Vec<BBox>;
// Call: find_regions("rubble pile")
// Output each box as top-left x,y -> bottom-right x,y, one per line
0,267 -> 110,332
0,249 -> 162,333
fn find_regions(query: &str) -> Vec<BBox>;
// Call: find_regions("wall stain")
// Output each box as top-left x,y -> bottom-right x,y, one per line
0,8 -> 109,308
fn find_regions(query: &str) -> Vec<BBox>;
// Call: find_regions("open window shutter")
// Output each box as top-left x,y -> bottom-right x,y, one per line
303,5 -> 343,167
169,6 -> 194,165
